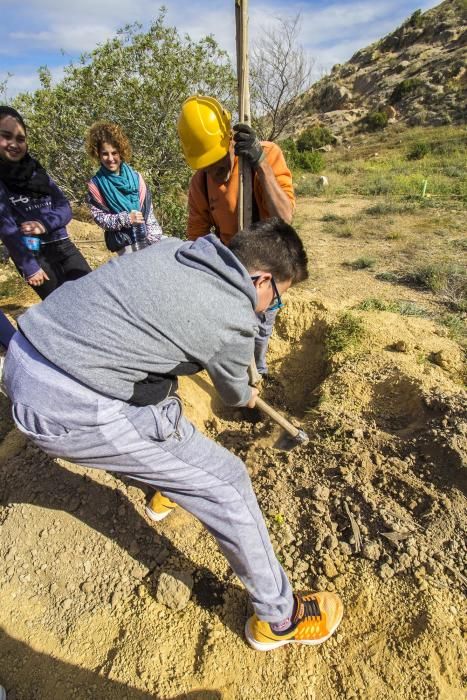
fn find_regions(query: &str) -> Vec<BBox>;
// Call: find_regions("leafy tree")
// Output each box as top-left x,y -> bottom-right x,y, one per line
250,14 -> 314,141
0,74 -> 11,103
13,12 -> 236,237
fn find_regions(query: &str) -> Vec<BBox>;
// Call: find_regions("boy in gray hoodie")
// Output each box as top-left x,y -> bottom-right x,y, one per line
3,218 -> 343,651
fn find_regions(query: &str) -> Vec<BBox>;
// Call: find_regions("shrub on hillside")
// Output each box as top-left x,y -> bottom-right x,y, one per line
296,126 -> 335,152
366,111 -> 389,131
279,137 -> 324,172
390,78 -> 423,104
408,9 -> 423,27
407,142 -> 430,160
406,263 -> 466,311
296,150 -> 324,173
279,138 -> 300,168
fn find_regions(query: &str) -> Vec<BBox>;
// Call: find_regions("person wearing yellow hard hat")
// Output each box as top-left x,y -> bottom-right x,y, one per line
178,95 -> 295,251
177,95 -> 296,380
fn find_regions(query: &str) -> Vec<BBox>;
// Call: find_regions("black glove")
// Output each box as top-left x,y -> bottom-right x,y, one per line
233,123 -> 265,169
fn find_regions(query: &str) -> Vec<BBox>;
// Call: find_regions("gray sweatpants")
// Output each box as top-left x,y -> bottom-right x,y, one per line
4,333 -> 294,622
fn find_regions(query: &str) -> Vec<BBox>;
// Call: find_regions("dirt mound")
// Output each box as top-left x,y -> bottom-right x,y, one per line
264,289 -> 464,414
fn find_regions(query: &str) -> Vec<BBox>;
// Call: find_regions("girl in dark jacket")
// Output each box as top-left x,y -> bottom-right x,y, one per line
86,121 -> 162,255
0,106 -> 91,299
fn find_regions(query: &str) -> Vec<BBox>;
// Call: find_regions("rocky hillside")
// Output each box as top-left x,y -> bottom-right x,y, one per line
294,0 -> 466,136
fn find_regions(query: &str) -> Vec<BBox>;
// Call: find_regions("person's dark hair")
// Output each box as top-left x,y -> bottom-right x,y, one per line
230,217 -> 308,284
0,106 -> 27,132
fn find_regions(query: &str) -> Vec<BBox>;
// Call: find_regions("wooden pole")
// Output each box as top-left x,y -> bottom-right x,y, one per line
235,0 -> 253,231
236,1 -> 260,385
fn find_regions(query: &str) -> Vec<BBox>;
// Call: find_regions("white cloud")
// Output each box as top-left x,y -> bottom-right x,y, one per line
2,65 -> 65,99
249,0 -> 442,77
7,74 -> 41,92
10,31 -> 54,41
9,24 -> 115,53
0,0 -> 443,95
2,1 -> 443,54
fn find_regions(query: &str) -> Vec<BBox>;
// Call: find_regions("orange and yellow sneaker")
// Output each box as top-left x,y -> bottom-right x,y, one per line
245,591 -> 343,651
145,492 -> 178,522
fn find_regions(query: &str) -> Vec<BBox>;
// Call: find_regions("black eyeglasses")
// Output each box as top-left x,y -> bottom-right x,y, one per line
251,275 -> 284,312
269,276 -> 284,311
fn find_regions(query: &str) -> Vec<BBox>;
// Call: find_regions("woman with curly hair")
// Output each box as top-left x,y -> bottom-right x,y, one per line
86,121 -> 162,255
0,106 -> 91,298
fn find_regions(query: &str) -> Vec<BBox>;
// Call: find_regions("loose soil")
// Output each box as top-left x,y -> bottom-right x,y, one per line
1,199 -> 466,700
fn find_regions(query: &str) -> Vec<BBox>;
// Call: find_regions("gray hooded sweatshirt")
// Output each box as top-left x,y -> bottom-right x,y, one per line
18,234 -> 258,407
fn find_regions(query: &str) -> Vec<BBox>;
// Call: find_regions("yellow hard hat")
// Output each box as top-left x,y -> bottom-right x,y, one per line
178,95 -> 231,170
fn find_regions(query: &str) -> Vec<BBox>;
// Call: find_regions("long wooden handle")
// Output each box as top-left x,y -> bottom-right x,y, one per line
235,0 -> 253,230
236,2 -> 296,437
255,396 -> 300,438
248,361 -> 299,438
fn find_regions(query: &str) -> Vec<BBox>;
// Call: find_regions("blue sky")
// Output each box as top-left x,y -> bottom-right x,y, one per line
0,0 -> 441,98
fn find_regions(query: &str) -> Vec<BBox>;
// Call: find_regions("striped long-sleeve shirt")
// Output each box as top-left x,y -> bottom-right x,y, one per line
87,172 -> 163,252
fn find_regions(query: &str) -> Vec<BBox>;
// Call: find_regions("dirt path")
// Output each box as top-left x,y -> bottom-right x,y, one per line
0,201 -> 465,699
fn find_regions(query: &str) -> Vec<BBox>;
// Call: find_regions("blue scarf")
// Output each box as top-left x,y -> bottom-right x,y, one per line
93,162 -> 140,213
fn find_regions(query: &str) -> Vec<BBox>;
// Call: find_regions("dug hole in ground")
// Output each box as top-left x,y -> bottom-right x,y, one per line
0,198 -> 465,700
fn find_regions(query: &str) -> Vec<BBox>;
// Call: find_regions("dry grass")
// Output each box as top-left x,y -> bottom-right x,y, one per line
295,124 -> 467,202
295,125 -> 467,348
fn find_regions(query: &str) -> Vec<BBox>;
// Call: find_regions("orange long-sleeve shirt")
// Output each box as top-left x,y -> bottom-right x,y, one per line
187,141 -> 295,246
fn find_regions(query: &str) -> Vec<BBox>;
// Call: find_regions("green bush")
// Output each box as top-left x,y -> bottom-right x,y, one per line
408,9 -> 423,27
333,163 -> 355,175
280,132 -> 326,172
296,150 -> 324,173
443,165 -> 465,178
402,263 -> 466,311
390,78 -> 423,104
395,301 -> 430,317
357,298 -> 428,317
365,202 -> 395,216
279,137 -> 300,168
296,126 -> 334,152
429,138 -> 462,155
366,111 -> 389,131
376,272 -> 399,283
407,142 -> 430,160
357,297 -> 390,312
441,313 -> 466,343
344,257 -> 376,270
363,176 -> 392,195
364,202 -> 414,216
335,226 -> 353,239
294,177 -> 322,197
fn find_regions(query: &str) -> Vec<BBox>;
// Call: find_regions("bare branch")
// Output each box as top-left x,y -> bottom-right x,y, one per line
250,14 -> 315,141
